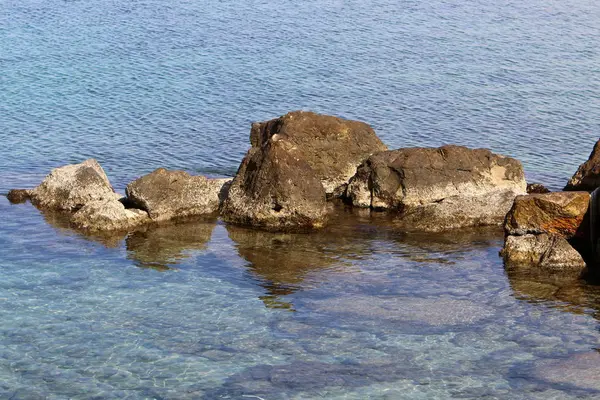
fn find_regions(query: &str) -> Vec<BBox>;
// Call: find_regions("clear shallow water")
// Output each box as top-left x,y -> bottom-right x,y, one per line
2,0 -> 600,398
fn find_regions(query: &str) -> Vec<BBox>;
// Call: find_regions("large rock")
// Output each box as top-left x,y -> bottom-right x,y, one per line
250,111 -> 387,197
565,139 -> 600,191
125,168 -> 231,222
504,192 -> 590,237
502,234 -> 586,274
221,139 -> 327,231
346,145 -> 527,230
70,199 -> 150,232
29,159 -> 119,211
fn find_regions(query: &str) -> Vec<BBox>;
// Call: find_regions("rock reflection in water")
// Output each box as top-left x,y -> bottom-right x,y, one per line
506,266 -> 600,317
41,208 -> 128,248
126,219 -> 217,270
225,222 -> 373,310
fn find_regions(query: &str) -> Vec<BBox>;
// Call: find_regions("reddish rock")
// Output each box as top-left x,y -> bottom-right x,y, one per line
504,191 -> 590,238
565,139 -> 600,191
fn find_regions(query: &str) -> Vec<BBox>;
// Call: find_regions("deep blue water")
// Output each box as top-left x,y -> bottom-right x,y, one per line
2,0 -> 600,398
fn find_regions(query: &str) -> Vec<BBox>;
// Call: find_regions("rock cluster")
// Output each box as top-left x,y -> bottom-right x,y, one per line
8,110 -> 598,278
9,159 -> 229,233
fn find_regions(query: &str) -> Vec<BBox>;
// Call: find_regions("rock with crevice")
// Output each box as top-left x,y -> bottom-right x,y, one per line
221,139 -> 327,231
250,111 -> 387,198
29,159 -> 119,211
565,139 -> 600,191
70,199 -> 150,232
125,168 -> 231,222
346,145 -> 527,230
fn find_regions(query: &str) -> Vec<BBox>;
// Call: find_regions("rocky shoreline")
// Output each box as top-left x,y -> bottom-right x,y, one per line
6,110 -> 600,278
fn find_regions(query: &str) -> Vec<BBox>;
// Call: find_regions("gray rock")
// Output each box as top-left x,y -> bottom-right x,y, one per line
565,139 -> 600,191
221,139 -> 327,231
395,188 -> 520,232
6,189 -> 30,204
346,145 -> 526,230
502,234 -> 586,274
250,111 -> 387,198
125,168 -> 231,222
29,159 -> 119,211
70,199 -> 149,232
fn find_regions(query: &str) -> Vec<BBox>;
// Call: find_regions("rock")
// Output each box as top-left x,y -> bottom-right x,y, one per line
29,159 -> 119,211
70,199 -> 149,232
504,192 -> 590,238
250,111 -> 387,198
394,188 -> 520,232
565,139 -> 600,191
6,189 -> 30,204
125,168 -> 231,222
526,183 -> 550,194
533,352 -> 600,391
502,234 -> 586,274
222,139 -> 327,231
346,145 -> 527,230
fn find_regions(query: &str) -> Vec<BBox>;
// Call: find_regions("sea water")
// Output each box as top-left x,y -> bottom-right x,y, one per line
1,0 -> 600,398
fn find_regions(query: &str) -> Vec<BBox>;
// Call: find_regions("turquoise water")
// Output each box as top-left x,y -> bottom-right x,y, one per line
2,0 -> 600,398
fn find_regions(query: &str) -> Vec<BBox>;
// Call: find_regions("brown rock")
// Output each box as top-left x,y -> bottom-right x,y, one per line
346,145 -> 527,230
502,234 -> 586,275
125,168 -> 231,222
565,139 -> 600,191
29,159 -> 119,211
504,191 -> 590,238
526,183 -> 550,194
70,199 -> 150,232
221,139 -> 327,231
6,189 -> 30,204
250,111 -> 387,197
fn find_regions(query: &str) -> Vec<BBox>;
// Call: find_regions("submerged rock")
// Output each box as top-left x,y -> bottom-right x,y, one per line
346,145 -> 526,231
504,192 -> 589,237
502,234 -> 586,274
70,199 -> 150,232
565,139 -> 600,191
125,168 -> 231,222
250,111 -> 387,198
222,140 -> 327,231
533,351 -> 600,391
6,189 -> 30,204
29,159 -> 119,211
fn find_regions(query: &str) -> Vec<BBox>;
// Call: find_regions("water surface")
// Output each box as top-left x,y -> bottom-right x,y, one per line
2,0 -> 600,398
